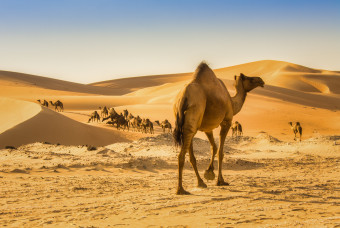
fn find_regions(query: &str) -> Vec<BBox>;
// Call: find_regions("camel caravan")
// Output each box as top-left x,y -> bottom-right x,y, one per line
37,99 -> 64,112
87,106 -> 159,134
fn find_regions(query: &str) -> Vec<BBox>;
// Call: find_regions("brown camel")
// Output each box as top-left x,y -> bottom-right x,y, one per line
99,106 -> 109,118
130,116 -> 142,131
289,122 -> 302,141
88,111 -> 100,123
49,100 -> 64,112
173,62 -> 264,195
107,113 -> 129,131
141,118 -> 154,134
123,109 -> 129,120
231,121 -> 243,137
37,99 -> 49,108
161,119 -> 172,133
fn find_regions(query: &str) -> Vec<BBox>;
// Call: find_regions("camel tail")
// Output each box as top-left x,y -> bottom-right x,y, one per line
173,97 -> 188,146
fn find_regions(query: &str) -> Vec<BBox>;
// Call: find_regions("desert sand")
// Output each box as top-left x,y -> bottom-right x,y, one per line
0,60 -> 339,227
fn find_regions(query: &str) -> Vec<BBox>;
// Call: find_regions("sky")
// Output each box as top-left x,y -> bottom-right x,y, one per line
0,0 -> 339,83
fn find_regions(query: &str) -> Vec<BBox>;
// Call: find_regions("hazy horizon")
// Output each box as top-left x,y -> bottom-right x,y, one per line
1,0 -> 339,83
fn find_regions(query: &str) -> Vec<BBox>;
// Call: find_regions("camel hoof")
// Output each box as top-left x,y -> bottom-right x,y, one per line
176,187 -> 191,195
204,169 -> 215,181
217,180 -> 230,186
198,180 -> 207,188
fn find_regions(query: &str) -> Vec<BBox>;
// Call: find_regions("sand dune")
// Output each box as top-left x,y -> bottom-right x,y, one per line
0,70 -> 126,96
89,72 -> 192,94
0,99 -> 132,148
1,59 -> 339,148
90,60 -> 340,96
0,97 -> 41,134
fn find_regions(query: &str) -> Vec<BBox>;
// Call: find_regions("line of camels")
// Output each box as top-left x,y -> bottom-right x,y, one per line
88,107 -> 172,134
37,99 -> 64,112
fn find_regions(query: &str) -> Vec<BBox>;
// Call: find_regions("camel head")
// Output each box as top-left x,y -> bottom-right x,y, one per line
234,73 -> 265,92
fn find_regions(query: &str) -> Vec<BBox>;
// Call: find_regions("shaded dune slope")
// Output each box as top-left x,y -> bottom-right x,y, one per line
0,105 -> 129,148
0,70 -> 124,95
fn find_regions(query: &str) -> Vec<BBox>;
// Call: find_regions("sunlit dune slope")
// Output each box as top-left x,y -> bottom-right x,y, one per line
91,60 -> 340,95
215,60 -> 340,94
0,97 -> 41,134
89,72 -> 192,94
0,98 -> 130,148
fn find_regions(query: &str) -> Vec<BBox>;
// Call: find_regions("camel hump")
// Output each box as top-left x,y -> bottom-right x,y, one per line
193,62 -> 217,83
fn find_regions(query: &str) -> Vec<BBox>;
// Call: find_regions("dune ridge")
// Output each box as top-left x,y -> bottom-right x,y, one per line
0,97 -> 41,134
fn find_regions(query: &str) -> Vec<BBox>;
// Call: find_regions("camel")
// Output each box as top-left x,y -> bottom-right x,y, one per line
37,99 -> 49,108
160,119 -> 172,133
49,100 -> 64,112
102,109 -> 118,122
130,116 -> 142,131
107,113 -> 129,131
173,62 -> 264,195
128,113 -> 134,120
88,111 -> 100,123
155,119 -> 172,132
289,122 -> 302,141
231,121 -> 243,137
123,109 -> 129,120
99,106 -> 109,118
141,118 -> 154,134
109,107 -> 116,115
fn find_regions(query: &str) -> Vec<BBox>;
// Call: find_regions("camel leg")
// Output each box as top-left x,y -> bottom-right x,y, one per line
177,132 -> 195,195
204,131 -> 217,181
217,122 -> 231,186
188,142 -> 207,188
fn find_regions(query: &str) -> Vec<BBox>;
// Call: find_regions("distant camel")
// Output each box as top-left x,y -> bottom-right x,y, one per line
88,111 -> 100,123
107,113 -> 129,131
128,113 -> 134,120
160,119 -> 172,133
123,109 -> 129,120
289,122 -> 302,141
102,109 -> 118,122
173,62 -> 264,195
37,99 -> 49,108
99,106 -> 109,118
130,116 -> 142,131
231,121 -> 243,137
142,118 -> 154,134
49,100 -> 64,112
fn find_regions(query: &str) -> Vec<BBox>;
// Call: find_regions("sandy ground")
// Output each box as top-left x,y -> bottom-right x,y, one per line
0,134 -> 339,227
1,60 -> 340,227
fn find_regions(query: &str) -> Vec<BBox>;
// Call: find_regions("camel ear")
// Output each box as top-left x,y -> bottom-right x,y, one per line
234,75 -> 236,80
240,73 -> 245,79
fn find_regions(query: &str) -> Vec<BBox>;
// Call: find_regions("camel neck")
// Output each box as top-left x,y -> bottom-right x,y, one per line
231,82 -> 247,116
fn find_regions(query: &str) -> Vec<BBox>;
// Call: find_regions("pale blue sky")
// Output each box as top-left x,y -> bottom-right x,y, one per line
0,0 -> 339,83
